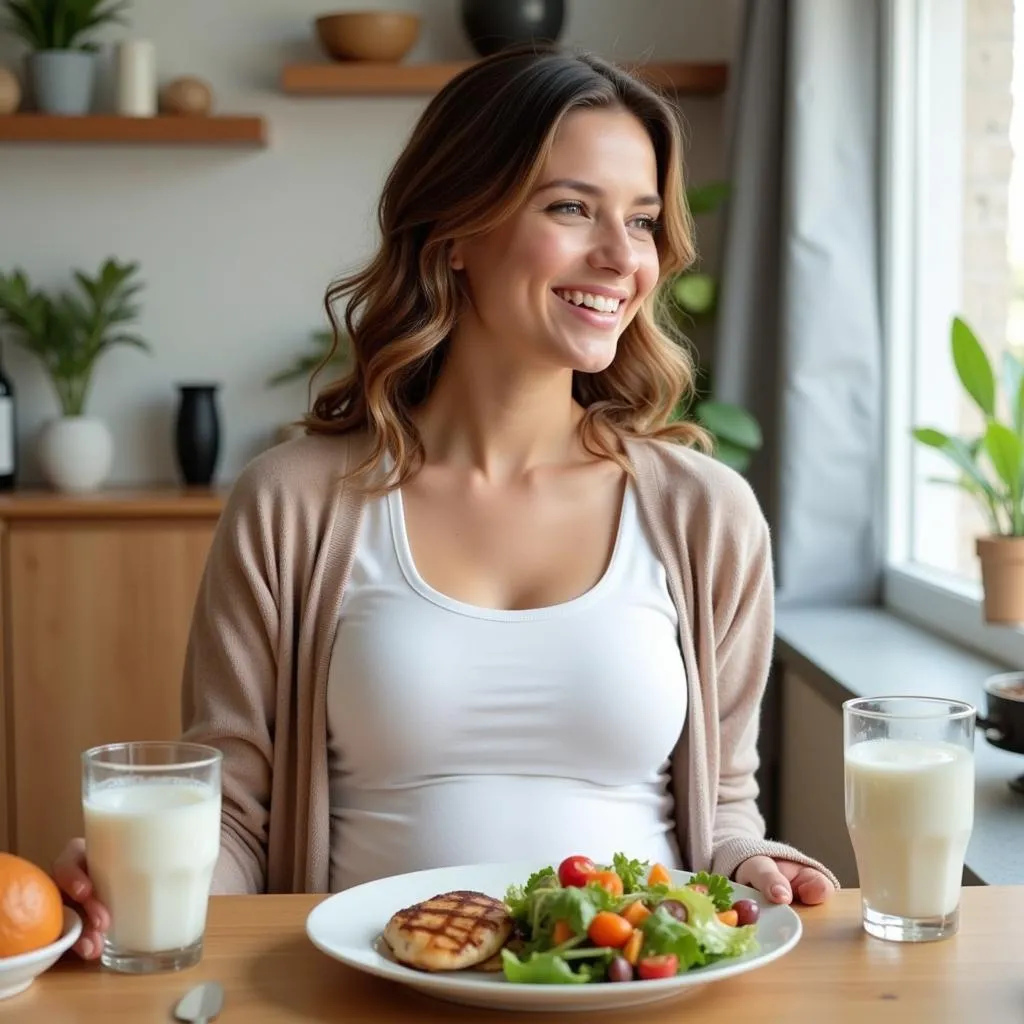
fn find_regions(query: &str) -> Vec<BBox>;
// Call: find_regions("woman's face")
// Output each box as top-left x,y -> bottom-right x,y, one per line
449,106 -> 663,375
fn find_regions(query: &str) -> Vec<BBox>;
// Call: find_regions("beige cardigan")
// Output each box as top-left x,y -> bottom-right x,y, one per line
181,431 -> 839,894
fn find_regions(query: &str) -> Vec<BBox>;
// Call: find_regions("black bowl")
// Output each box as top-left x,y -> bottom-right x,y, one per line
979,672 -> 1024,795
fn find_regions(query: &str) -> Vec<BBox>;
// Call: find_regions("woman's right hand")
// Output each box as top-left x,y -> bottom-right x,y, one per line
52,838 -> 110,960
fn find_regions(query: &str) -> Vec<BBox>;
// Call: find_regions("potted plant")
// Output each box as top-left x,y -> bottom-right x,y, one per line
1,0 -> 130,115
0,257 -> 150,491
913,315 -> 1024,623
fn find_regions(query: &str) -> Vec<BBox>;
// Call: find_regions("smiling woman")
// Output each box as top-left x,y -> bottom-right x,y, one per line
306,43 -> 707,487
52,43 -> 838,963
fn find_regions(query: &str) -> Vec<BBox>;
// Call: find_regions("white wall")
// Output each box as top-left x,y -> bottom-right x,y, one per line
0,0 -> 740,487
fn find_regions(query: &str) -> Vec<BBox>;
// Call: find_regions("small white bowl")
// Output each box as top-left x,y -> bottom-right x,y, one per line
0,906 -> 82,1000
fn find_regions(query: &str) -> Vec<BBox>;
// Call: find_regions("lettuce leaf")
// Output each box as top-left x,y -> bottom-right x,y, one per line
501,950 -> 591,985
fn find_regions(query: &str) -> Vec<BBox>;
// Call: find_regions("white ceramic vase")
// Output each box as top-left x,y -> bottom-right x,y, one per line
37,416 -> 113,492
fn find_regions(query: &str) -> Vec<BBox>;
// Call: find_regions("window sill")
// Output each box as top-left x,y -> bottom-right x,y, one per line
774,606 -> 1024,887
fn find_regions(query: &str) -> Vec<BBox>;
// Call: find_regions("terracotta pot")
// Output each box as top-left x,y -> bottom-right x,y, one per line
976,536 -> 1024,623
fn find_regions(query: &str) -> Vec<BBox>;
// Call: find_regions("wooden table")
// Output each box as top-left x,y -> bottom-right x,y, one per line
9,887 -> 1022,1022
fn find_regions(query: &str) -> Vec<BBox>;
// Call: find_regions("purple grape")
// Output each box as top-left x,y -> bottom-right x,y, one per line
607,957 -> 634,983
732,898 -> 760,926
658,899 -> 688,923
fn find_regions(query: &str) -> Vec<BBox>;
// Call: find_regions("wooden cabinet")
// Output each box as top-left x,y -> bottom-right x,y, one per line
0,490 -> 223,871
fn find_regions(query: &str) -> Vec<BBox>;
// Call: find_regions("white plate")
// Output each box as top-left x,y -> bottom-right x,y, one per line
306,862 -> 802,1012
0,906 -> 82,1000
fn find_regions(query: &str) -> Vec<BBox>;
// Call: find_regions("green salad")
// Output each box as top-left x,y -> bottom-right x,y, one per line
499,852 -> 760,985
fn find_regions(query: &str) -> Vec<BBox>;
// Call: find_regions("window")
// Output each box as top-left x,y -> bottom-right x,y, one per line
883,0 -> 1024,663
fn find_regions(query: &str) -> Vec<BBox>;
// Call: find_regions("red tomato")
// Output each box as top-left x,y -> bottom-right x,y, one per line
637,953 -> 679,980
557,855 -> 597,888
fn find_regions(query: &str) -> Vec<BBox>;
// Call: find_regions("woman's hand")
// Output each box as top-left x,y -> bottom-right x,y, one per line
52,838 -> 110,959
734,856 -> 835,906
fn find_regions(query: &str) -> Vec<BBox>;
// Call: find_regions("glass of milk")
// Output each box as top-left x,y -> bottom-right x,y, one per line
82,741 -> 222,973
844,697 -> 976,943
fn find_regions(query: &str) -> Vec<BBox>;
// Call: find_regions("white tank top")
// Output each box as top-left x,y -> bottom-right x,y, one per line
326,479 -> 687,891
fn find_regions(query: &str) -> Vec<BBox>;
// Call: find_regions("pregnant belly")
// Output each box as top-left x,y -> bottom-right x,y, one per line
328,774 -> 681,892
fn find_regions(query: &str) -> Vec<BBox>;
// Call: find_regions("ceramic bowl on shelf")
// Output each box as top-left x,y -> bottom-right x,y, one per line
0,907 -> 81,1001
314,11 -> 420,62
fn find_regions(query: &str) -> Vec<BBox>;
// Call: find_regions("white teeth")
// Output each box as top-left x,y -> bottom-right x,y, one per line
557,290 -> 622,313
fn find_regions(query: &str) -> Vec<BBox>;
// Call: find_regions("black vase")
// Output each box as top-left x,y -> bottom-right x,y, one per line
461,0 -> 566,57
175,383 -> 220,486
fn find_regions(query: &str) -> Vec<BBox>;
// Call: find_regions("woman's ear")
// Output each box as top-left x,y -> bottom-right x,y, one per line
449,241 -> 465,271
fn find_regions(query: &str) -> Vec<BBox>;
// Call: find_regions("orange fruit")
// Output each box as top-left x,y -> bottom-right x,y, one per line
0,853 -> 63,957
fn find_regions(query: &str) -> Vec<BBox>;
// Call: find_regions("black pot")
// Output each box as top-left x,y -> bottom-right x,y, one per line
175,383 -> 221,486
979,672 -> 1024,795
461,0 -> 565,57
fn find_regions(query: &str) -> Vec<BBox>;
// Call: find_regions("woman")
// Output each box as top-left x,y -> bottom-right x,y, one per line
55,44 -> 837,960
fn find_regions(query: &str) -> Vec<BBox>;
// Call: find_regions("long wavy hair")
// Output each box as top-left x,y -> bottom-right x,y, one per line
305,43 -> 710,488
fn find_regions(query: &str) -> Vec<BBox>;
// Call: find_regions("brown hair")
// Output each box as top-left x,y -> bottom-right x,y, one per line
305,43 -> 709,486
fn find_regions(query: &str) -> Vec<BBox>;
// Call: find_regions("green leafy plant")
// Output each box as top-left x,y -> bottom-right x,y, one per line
267,328 -> 349,389
665,180 -> 763,474
1,0 -> 130,51
0,257 -> 150,417
913,316 -> 1024,536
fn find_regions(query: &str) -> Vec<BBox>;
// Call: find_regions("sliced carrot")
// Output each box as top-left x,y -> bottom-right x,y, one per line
553,919 -> 574,945
717,909 -> 739,927
623,928 -> 644,966
622,900 -> 652,928
647,862 -> 672,887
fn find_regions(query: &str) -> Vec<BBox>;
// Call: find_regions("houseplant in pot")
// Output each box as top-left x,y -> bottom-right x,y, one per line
1,0 -> 130,115
913,315 -> 1024,623
0,257 -> 150,491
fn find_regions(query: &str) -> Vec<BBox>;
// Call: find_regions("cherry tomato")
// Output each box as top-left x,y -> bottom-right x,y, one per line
557,855 -> 597,888
622,900 -> 652,928
637,953 -> 679,980
552,919 -> 574,945
647,862 -> 672,887
587,911 -> 634,949
588,870 -> 624,897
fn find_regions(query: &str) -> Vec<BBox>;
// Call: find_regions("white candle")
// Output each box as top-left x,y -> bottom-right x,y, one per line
116,39 -> 157,116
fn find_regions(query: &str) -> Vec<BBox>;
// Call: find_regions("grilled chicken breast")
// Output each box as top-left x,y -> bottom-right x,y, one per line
383,890 -> 514,972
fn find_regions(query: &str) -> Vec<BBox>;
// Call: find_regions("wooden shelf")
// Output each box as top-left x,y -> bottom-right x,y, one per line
0,114 -> 268,146
280,61 -> 728,98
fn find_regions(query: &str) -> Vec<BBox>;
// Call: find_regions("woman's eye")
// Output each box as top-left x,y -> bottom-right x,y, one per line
631,215 -> 661,234
549,200 -> 586,216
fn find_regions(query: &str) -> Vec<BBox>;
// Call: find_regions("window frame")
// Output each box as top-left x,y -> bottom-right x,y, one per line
881,0 -> 1024,667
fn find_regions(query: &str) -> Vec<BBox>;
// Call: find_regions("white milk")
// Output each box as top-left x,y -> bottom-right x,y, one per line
84,780 -> 221,952
845,738 -> 974,919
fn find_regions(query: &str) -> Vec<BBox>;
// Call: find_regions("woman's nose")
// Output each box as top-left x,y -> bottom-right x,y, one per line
587,225 -> 639,278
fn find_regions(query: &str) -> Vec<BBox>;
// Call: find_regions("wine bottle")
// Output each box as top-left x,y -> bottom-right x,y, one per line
0,343 -> 16,491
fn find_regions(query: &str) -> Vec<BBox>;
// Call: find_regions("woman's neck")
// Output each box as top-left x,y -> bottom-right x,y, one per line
413,337 -> 585,483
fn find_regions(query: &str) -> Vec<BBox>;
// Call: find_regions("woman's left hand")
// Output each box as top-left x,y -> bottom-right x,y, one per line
734,856 -> 834,906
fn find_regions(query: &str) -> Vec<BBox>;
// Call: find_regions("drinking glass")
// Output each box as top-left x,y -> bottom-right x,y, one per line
82,741 -> 222,973
843,697 -> 975,943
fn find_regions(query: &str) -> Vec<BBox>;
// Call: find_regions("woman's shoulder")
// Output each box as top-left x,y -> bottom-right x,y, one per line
224,430 -> 373,520
625,436 -> 767,537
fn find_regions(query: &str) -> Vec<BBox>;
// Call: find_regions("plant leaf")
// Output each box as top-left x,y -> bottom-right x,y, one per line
695,399 -> 763,450
951,316 -> 995,417
686,181 -> 731,216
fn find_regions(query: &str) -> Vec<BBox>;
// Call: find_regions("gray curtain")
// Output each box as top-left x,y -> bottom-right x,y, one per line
715,0 -> 885,608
